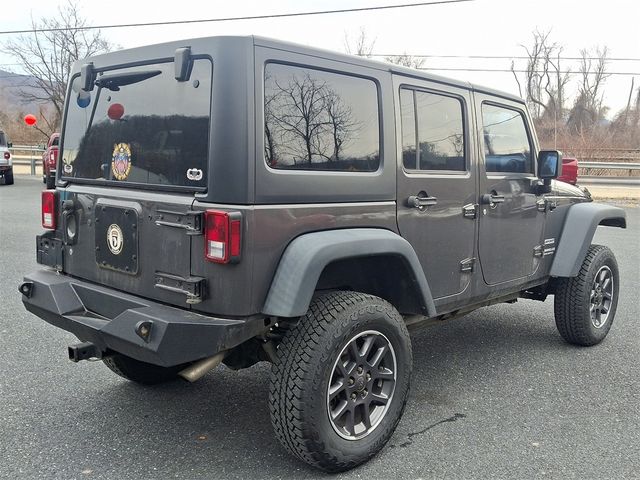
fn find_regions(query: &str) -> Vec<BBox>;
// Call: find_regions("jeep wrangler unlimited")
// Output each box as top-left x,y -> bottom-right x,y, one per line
20,36 -> 626,472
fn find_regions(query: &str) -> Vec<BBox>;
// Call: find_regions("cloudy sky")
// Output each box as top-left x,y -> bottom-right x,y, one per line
2,0 -> 639,116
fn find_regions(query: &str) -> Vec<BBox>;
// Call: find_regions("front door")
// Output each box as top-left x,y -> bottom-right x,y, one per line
394,77 -> 477,301
475,95 -> 545,285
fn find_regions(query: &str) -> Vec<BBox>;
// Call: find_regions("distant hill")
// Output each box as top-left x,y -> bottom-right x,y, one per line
0,69 -> 50,114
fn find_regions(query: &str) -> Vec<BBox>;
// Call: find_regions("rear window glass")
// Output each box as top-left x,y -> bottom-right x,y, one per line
51,136 -> 59,147
264,63 -> 380,172
0,132 -> 7,147
61,59 -> 212,189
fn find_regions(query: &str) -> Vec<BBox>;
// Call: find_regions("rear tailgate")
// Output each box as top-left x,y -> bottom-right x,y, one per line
61,186 -> 198,307
57,56 -> 213,308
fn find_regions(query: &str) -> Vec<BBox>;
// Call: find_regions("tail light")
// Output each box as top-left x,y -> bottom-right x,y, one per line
204,210 -> 241,263
3,151 -> 9,160
49,151 -> 56,161
42,190 -> 57,229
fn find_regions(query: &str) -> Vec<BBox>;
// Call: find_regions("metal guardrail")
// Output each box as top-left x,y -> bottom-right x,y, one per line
579,162 -> 640,175
8,146 -> 45,175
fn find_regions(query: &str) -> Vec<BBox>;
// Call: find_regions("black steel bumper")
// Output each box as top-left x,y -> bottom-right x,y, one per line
20,269 -> 265,367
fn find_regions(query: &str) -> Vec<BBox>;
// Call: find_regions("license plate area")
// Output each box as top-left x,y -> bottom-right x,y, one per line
95,206 -> 139,274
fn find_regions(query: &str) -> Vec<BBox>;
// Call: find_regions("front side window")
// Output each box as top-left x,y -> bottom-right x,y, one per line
400,88 -> 465,172
264,63 -> 380,172
62,59 -> 212,189
482,103 -> 532,174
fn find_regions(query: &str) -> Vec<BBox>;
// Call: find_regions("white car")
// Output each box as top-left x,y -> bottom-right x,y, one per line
0,130 -> 13,185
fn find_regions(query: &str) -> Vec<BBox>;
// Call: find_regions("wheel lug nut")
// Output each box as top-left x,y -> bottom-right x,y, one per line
366,373 -> 371,381
357,366 -> 363,374
351,393 -> 357,400
348,377 -> 354,385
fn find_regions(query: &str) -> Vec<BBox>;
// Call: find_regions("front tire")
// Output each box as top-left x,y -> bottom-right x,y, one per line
103,354 -> 187,385
269,291 -> 412,472
554,245 -> 619,346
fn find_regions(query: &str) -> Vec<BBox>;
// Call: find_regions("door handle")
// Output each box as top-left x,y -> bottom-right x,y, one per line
480,193 -> 505,206
407,195 -> 438,209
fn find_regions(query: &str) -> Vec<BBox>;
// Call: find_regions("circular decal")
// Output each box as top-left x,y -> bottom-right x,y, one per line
111,143 -> 132,180
107,224 -> 124,255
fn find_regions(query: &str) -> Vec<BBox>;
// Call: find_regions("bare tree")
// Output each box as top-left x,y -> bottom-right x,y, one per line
385,53 -> 426,69
271,73 -> 332,163
344,28 -> 376,57
567,47 -> 610,132
324,90 -> 358,162
3,1 -> 115,132
510,30 -> 572,122
265,73 -> 359,166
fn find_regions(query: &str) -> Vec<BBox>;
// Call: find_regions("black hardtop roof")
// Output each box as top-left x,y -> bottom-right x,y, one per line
75,35 -> 524,105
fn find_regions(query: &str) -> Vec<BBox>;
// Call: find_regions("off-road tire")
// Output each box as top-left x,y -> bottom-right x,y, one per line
269,291 -> 412,472
4,168 -> 14,185
45,173 -> 55,189
554,245 -> 619,346
103,354 -> 186,385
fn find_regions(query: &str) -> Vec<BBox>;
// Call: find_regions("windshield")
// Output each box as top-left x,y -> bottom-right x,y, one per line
61,59 -> 212,189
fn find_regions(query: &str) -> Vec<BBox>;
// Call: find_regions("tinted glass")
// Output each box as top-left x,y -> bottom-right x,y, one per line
400,88 -> 465,171
0,132 -> 6,146
264,63 -> 380,172
400,89 -> 417,169
51,136 -> 59,147
482,104 -> 532,173
62,59 -> 212,188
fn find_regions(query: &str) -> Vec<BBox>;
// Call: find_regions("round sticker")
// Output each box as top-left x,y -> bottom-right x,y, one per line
107,224 -> 124,255
111,143 -> 132,180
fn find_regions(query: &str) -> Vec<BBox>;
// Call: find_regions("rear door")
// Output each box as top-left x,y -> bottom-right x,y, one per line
394,76 -> 478,303
474,95 -> 545,285
58,58 -> 213,307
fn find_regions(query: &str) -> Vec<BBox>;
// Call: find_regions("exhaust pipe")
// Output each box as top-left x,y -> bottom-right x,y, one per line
179,351 -> 226,383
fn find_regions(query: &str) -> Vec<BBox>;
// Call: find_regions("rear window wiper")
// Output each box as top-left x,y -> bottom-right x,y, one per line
94,70 -> 162,91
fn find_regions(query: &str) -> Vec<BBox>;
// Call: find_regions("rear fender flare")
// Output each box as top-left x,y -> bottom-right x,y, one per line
262,228 -> 436,318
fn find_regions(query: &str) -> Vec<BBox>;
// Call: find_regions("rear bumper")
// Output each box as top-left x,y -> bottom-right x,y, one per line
20,269 -> 266,367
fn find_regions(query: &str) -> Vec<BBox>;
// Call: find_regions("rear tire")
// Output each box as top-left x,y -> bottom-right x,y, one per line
4,168 -> 13,185
269,291 -> 412,472
103,354 -> 187,385
554,245 -> 619,346
45,173 -> 55,189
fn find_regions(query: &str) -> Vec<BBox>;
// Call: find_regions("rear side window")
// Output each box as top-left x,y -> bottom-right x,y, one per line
481,103 -> 532,174
0,131 -> 7,147
400,88 -> 465,172
264,63 -> 380,172
62,59 -> 212,189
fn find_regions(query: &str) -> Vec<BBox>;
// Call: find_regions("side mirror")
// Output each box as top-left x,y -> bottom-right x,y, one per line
537,150 -> 562,180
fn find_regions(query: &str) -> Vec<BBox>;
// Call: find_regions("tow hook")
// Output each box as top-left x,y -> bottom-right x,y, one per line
68,342 -> 102,362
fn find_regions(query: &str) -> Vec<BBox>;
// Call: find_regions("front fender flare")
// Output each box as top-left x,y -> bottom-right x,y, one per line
550,202 -> 626,277
262,228 -> 436,318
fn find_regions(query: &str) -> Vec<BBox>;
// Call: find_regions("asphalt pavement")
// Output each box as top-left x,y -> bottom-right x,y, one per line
1,175 -> 639,480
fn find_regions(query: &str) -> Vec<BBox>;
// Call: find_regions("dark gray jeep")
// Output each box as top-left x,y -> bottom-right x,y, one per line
20,36 -> 627,472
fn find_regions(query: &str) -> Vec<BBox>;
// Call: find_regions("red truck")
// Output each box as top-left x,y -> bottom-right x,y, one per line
42,133 -> 59,189
558,156 -> 578,185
